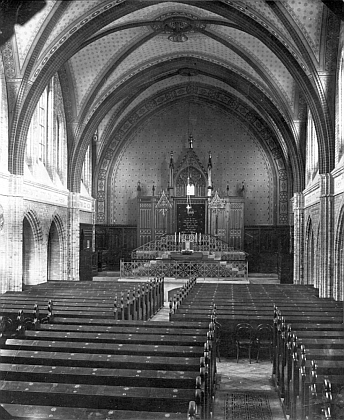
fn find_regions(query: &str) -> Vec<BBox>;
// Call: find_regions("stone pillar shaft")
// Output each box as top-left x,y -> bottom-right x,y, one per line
318,174 -> 334,298
293,192 -> 304,284
67,192 -> 80,281
7,175 -> 24,291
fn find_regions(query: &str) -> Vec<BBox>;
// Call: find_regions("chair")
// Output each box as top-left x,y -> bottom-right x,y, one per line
255,323 -> 273,362
235,323 -> 254,363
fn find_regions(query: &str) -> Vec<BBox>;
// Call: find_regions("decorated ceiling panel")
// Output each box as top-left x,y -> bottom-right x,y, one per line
283,0 -> 324,59
3,0 -> 339,200
100,1 -> 229,30
247,0 -> 296,42
115,74 -> 262,127
93,35 -> 269,109
68,27 -> 148,113
211,26 -> 296,108
43,0 -> 104,51
14,0 -> 55,70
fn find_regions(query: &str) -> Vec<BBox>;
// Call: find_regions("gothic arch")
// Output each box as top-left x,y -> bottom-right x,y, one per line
22,210 -> 44,286
7,1 -> 332,190
96,83 -> 292,225
334,204 -> 344,301
47,214 -> 67,281
314,223 -> 321,291
304,216 -> 315,286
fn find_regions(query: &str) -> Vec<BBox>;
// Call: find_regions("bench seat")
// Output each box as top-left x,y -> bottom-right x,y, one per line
0,403 -> 187,419
4,338 -> 204,357
0,380 -> 194,412
24,330 -> 205,346
0,363 -> 198,388
0,349 -> 200,371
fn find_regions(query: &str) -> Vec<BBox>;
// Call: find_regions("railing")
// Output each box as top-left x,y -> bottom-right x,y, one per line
120,259 -> 248,280
131,234 -> 244,260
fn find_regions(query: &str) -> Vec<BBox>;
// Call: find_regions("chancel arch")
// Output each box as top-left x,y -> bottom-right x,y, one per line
97,85 -> 292,228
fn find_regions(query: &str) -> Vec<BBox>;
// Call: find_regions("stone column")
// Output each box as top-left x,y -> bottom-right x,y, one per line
293,192 -> 304,284
318,174 -> 334,298
7,174 -> 24,291
67,192 -> 80,281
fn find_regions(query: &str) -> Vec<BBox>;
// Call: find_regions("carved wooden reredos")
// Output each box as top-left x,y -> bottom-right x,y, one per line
173,137 -> 208,198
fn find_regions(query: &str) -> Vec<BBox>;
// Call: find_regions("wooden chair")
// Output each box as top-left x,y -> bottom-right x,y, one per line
255,323 -> 273,362
235,323 -> 254,363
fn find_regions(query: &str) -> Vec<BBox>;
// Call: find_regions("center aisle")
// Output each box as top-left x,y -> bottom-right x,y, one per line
213,359 -> 286,420
151,299 -> 286,420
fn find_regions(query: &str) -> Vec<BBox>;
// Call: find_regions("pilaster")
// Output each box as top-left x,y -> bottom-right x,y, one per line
293,192 -> 304,284
68,192 -> 80,281
319,173 -> 334,298
7,174 -> 24,291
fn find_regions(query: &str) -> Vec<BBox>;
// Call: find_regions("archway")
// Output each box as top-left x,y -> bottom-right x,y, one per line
47,220 -> 62,281
22,217 -> 38,286
334,206 -> 344,302
305,218 -> 315,286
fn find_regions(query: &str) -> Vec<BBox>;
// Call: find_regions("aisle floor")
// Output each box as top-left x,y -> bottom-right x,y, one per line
213,358 -> 286,420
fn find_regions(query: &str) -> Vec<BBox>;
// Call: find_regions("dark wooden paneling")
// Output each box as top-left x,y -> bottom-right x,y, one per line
244,226 -> 293,282
79,224 -> 97,281
95,225 -> 137,271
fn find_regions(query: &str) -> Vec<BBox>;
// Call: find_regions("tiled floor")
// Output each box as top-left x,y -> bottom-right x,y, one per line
213,358 -> 286,420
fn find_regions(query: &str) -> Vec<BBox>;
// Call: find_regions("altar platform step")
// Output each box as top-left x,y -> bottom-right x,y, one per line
248,273 -> 279,284
92,273 -> 279,285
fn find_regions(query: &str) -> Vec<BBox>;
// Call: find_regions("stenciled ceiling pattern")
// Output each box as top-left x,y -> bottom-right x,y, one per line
5,0 -> 339,192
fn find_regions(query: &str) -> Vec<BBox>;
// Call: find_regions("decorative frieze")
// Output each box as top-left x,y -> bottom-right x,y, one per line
23,181 -> 69,206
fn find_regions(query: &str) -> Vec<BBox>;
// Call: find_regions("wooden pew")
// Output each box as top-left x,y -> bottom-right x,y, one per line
1,278 -> 165,323
0,403 -> 189,420
273,307 -> 344,420
0,278 -> 214,419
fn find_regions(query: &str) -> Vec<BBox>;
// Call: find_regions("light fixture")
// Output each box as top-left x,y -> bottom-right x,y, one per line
186,175 -> 194,215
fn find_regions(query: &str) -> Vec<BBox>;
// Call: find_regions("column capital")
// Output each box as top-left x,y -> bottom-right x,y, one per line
292,192 -> 304,211
319,173 -> 333,197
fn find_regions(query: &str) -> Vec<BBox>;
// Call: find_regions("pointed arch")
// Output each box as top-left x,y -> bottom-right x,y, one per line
304,216 -> 315,286
314,223 -> 321,291
22,210 -> 44,286
47,213 -> 67,281
334,204 -> 344,301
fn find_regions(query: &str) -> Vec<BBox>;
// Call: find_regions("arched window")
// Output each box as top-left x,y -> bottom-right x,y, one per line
336,52 -> 344,164
81,144 -> 92,195
38,86 -> 48,164
25,75 -> 67,187
305,110 -> 319,186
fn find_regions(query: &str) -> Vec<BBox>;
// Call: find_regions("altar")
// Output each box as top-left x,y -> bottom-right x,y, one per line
120,233 -> 248,280
124,138 -> 247,280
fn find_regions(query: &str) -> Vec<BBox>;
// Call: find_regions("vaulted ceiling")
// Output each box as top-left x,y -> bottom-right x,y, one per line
1,0 -> 340,193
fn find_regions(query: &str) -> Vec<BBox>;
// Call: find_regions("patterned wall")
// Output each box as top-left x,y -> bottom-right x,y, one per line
109,100 -> 274,226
